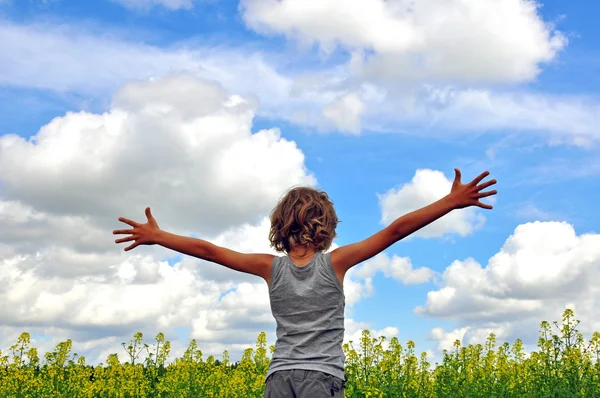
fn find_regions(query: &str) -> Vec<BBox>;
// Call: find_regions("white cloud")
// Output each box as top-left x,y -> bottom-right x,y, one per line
0,19 -> 291,102
417,221 -> 600,352
343,269 -> 374,308
0,201 -> 112,256
191,282 -> 273,342
322,92 -> 365,134
241,0 -> 566,84
429,326 -> 470,352
0,74 -> 314,236
0,72 -> 376,364
417,87 -> 600,146
343,85 -> 600,145
0,19 -> 342,134
0,256 -> 272,364
340,252 -> 436,317
2,19 -> 600,144
0,213 -> 282,364
112,0 -> 194,11
0,74 -> 321,364
355,253 -> 436,285
343,318 -> 399,352
378,169 -> 486,238
238,1 -> 600,144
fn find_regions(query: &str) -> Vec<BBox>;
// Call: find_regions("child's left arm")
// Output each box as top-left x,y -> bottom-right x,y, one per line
330,169 -> 496,276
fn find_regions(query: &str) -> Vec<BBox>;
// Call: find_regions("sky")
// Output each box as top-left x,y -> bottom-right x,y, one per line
1,0 -> 599,366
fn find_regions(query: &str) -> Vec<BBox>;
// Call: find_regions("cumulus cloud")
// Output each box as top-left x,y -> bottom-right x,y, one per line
191,282 -> 274,343
429,326 -> 470,352
0,249 -> 271,363
344,317 -> 399,348
237,0 -> 600,144
418,221 -> 600,353
378,169 -> 487,238
0,201 -> 112,257
241,0 -> 566,84
0,74 -> 318,364
343,269 -> 374,309
2,254 -> 215,328
355,253 -> 436,285
0,72 -> 391,365
339,253 -> 436,321
0,74 -> 314,237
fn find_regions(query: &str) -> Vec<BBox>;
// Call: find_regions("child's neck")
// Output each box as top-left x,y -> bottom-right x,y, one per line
288,245 -> 317,266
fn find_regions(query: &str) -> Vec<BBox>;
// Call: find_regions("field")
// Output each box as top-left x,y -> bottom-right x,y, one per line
1,309 -> 599,397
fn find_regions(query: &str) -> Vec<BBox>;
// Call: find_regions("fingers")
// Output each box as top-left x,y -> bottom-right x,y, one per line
113,228 -> 134,235
115,236 -> 135,244
145,206 -> 160,229
115,214 -> 144,251
453,168 -> 462,183
145,207 -> 153,221
471,170 -> 490,186
477,189 -> 497,198
118,217 -> 140,227
476,200 -> 493,210
477,179 -> 497,191
124,242 -> 139,251
115,233 -> 140,250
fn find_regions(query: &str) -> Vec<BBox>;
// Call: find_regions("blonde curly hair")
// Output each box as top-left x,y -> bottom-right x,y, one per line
268,186 -> 339,253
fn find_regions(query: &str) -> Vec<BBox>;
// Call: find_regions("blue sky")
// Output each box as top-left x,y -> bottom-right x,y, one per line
1,0 -> 599,365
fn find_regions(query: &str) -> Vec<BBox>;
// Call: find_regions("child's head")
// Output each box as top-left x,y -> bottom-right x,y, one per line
269,186 -> 338,253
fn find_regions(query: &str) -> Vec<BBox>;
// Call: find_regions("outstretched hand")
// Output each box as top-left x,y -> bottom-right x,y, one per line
113,207 -> 161,251
449,169 -> 497,209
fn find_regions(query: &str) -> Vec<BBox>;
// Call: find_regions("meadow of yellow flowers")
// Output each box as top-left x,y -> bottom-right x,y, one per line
1,309 -> 598,397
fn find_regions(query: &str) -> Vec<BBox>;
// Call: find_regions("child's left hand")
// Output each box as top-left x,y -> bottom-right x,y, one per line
449,168 -> 497,209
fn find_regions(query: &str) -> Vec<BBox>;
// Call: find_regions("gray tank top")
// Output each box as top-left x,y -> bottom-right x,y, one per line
265,251 -> 346,381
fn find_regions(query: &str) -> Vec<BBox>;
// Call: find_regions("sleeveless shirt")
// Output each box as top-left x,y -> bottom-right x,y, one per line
265,251 -> 346,381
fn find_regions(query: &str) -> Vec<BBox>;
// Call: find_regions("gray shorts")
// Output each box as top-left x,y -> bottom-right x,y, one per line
264,369 -> 345,397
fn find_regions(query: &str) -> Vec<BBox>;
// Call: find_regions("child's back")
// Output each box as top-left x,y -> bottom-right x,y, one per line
267,251 -> 345,380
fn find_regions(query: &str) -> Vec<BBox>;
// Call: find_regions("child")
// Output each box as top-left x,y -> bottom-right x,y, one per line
113,168 -> 496,397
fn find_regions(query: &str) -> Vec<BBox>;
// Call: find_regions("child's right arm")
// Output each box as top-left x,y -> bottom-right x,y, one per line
113,207 -> 274,284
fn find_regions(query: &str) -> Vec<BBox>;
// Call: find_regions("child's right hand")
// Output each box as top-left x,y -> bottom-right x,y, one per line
113,207 -> 161,251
